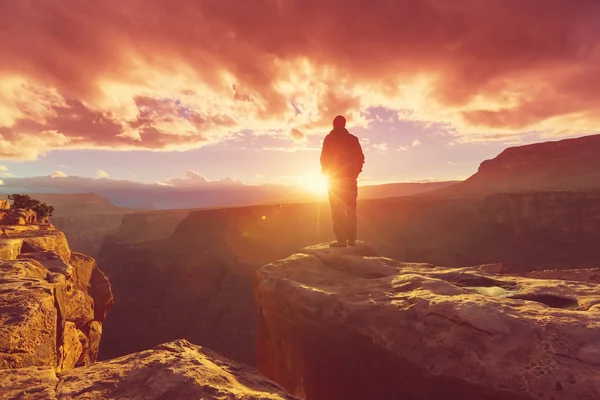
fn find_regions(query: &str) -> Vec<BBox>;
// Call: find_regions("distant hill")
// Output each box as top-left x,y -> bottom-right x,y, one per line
0,193 -> 138,215
432,134 -> 600,198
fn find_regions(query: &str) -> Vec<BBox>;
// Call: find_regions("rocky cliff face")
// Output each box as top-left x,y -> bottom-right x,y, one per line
50,214 -> 125,258
111,209 -> 191,244
255,244 -> 600,400
485,191 -> 600,235
435,134 -> 600,197
0,222 -> 113,372
0,340 -> 298,400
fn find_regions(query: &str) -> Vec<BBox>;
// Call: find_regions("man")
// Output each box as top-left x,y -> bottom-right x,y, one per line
320,115 -> 365,247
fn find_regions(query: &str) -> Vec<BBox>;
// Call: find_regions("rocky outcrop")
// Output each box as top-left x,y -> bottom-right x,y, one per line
255,244 -> 600,400
0,223 -> 113,372
0,339 -> 298,400
0,209 -> 38,226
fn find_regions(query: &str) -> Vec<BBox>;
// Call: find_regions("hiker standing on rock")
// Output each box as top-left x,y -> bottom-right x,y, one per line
320,115 -> 365,247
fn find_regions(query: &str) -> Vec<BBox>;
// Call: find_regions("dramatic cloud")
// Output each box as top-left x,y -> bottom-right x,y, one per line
1,0 -> 599,158
412,139 -> 421,148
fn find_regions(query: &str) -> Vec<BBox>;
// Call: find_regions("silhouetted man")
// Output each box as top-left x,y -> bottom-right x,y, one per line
320,115 -> 365,247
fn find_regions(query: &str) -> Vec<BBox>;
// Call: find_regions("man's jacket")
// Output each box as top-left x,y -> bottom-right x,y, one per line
320,128 -> 365,180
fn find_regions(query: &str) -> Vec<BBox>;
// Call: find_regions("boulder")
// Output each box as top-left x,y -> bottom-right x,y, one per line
0,200 -> 9,210
0,340 -> 299,400
2,209 -> 37,226
255,243 -> 600,400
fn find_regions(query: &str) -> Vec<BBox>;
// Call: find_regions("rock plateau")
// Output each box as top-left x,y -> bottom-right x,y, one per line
255,244 -> 600,400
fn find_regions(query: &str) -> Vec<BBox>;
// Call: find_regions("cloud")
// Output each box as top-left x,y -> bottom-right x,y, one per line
397,145 -> 409,152
290,128 -> 306,142
97,169 -> 109,179
372,143 -> 389,152
51,171 -> 68,179
162,170 -> 243,188
0,165 -> 12,178
1,0 -> 599,159
412,139 -> 421,148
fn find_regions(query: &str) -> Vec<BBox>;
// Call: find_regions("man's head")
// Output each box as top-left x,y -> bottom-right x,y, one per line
333,115 -> 346,129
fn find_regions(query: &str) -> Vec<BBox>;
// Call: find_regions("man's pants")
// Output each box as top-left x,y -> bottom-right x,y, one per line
328,178 -> 358,243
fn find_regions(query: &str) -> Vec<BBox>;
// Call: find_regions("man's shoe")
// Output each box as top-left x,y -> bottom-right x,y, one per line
329,241 -> 347,248
348,240 -> 357,247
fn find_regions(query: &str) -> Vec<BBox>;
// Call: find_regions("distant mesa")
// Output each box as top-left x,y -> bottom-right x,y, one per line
433,134 -> 600,198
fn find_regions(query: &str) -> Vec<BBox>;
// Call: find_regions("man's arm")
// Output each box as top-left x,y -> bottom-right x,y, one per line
354,137 -> 365,177
320,135 -> 332,176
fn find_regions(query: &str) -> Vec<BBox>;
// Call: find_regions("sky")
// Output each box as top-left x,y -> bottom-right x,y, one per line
1,0 -> 599,190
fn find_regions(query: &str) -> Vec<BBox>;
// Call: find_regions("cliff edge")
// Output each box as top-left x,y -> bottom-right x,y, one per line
255,243 -> 600,400
0,217 -> 113,371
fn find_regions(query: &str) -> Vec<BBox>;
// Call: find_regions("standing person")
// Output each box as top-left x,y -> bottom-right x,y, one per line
320,115 -> 365,247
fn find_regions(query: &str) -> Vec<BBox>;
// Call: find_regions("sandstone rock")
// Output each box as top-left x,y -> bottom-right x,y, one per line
0,340 -> 299,400
2,209 -> 37,226
0,366 -> 58,399
17,251 -> 73,277
0,239 -> 23,260
0,200 -> 9,210
63,289 -> 94,329
255,244 -> 600,400
0,260 -> 59,369
57,322 -> 83,372
0,225 -> 112,371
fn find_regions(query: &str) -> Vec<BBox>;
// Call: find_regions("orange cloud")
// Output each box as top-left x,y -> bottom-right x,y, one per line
1,0 -> 599,158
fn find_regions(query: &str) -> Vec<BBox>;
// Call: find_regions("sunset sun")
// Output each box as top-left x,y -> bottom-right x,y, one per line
297,173 -> 329,194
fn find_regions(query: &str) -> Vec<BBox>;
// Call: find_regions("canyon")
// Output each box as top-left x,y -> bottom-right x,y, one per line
0,207 -> 296,400
3,134 -> 600,399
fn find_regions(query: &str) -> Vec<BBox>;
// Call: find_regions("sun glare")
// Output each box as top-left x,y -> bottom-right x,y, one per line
297,173 -> 329,195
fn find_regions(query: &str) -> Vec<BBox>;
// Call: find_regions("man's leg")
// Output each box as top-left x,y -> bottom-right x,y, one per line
343,179 -> 358,245
328,183 -> 348,244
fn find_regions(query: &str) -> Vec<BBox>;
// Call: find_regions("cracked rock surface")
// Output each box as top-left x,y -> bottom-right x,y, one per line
255,243 -> 600,400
